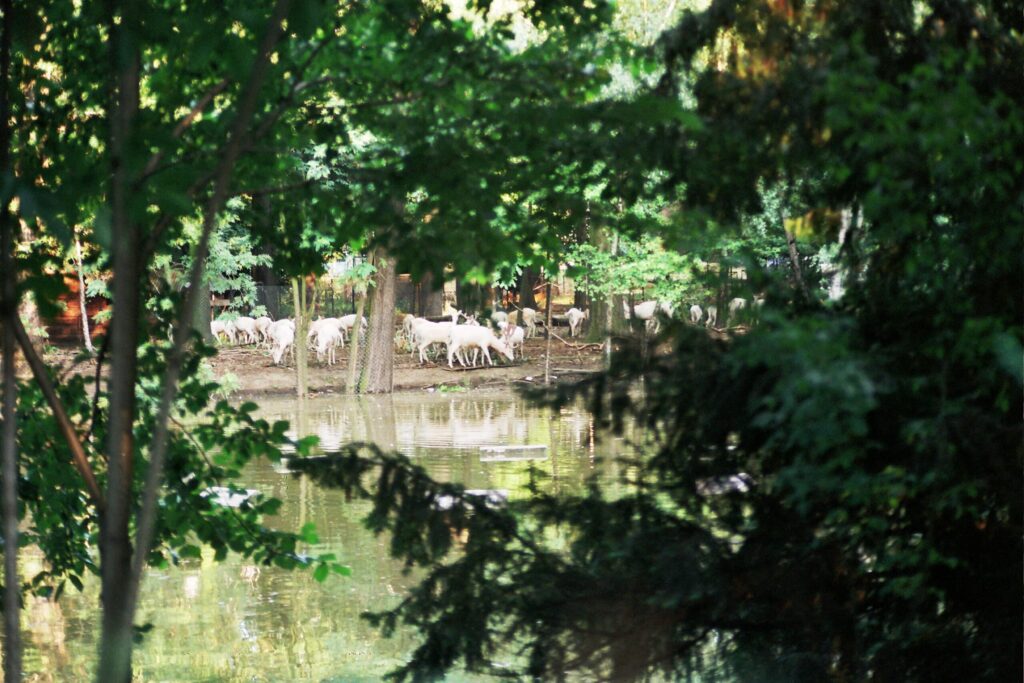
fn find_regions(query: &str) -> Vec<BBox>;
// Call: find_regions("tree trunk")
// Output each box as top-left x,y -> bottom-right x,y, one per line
359,248 -> 396,394
15,221 -> 42,344
455,279 -> 484,314
573,207 -> 589,309
192,276 -> 212,343
75,235 -> 96,354
424,275 -> 445,317
0,1 -> 21,668
586,228 -> 627,346
293,278 -> 310,397
0,260 -> 18,683
99,3 -> 142,679
418,271 -> 444,317
544,282 -> 553,384
518,266 -> 538,310
347,287 -> 367,392
785,226 -> 809,299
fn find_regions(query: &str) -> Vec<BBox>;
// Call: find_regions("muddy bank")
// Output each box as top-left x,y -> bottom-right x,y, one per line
213,336 -> 604,397
42,335 -> 605,398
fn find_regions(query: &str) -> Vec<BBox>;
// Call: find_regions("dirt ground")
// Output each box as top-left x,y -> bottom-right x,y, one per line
218,334 -> 605,396
43,334 -> 606,398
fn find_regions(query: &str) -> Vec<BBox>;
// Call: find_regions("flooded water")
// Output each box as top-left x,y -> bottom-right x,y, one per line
21,389 -> 629,682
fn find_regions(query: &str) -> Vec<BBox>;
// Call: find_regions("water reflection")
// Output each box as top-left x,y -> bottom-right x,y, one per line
22,390 -> 625,682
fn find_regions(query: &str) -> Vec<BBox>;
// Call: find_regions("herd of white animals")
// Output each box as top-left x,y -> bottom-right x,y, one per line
211,296 -> 761,368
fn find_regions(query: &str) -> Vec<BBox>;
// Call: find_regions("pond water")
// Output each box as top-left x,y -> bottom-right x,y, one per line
21,389 -> 630,682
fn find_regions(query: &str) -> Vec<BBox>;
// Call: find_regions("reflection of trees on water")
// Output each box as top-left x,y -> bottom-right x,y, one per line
20,393 -> 626,681
262,393 -> 609,468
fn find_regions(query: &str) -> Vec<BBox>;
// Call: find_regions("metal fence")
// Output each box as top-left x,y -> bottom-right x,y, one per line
253,280 -> 421,320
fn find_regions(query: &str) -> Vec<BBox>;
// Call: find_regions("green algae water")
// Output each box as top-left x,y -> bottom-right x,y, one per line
21,390 -> 630,682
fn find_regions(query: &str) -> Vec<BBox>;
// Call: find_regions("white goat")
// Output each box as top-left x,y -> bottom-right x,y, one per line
339,314 -> 367,337
255,316 -> 273,346
689,304 -> 703,324
623,300 -> 661,333
308,318 -> 345,351
234,316 -> 258,345
211,320 -> 231,344
566,307 -> 588,337
624,300 -> 658,321
521,307 -> 539,338
447,325 -> 514,368
412,321 -> 450,364
728,297 -> 747,324
410,311 -> 461,364
270,324 -> 294,365
402,314 -> 417,344
315,325 -> 343,365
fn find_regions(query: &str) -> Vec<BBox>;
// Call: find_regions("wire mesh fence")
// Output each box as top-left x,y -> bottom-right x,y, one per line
252,280 -> 421,321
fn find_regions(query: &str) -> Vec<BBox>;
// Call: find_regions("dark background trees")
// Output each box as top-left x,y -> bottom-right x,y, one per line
1,0 -> 1020,681
296,1 -> 1024,681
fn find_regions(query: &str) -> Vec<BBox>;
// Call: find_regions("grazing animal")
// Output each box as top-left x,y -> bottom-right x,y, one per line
270,324 -> 294,365
339,313 -> 367,337
234,316 -> 259,345
308,318 -> 345,352
566,307 -> 588,337
490,310 -> 508,327
211,320 -> 231,344
410,310 -> 461,364
501,323 -> 525,359
521,308 -> 538,338
314,325 -> 343,365
255,316 -> 273,346
728,297 -> 747,324
706,305 -> 718,328
689,304 -> 703,324
447,325 -> 514,368
402,314 -> 417,344
752,296 -> 765,324
623,300 -> 664,332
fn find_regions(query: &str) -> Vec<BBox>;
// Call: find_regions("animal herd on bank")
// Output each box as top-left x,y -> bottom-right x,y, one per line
211,296 -> 761,368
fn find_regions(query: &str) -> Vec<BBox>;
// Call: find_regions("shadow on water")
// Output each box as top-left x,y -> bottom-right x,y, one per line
21,389 -> 628,682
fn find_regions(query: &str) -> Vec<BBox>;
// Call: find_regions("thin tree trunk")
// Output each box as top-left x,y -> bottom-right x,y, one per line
544,282 -> 552,385
785,226 -> 809,299
422,272 -> 444,317
110,4 -> 293,682
293,278 -> 308,397
518,266 -> 538,310
454,278 -> 482,314
192,277 -> 212,342
0,0 -> 21,671
99,1 -> 142,677
75,234 -> 96,354
359,249 -> 396,394
0,279 -> 18,683
573,205 -> 589,309
347,287 -> 367,393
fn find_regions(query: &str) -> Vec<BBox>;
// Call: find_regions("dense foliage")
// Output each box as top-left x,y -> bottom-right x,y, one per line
1,0 -> 654,679
296,1 -> 1024,681
2,0 -> 1020,680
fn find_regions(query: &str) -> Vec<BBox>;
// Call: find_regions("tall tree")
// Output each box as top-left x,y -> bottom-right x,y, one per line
359,247 -> 397,394
0,1 -> 21,677
518,266 -> 539,310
